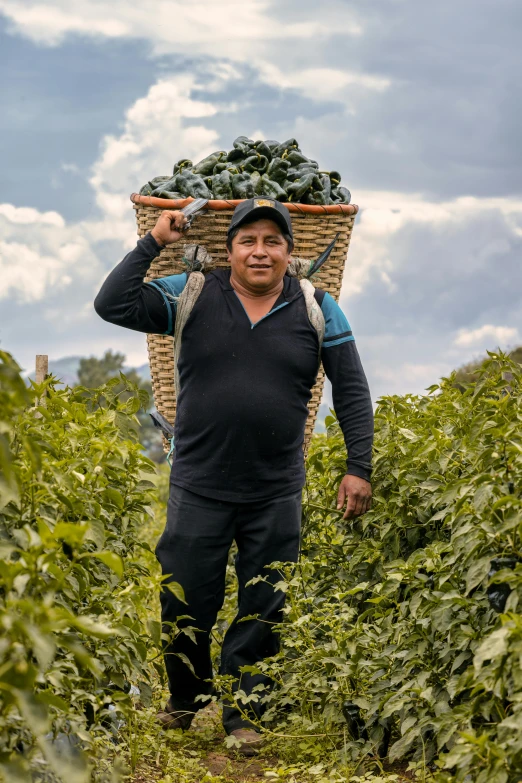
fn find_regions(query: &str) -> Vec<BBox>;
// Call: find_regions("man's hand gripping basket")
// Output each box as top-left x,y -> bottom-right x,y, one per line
130,194 -> 359,453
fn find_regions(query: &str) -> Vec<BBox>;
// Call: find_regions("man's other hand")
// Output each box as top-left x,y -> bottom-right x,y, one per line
337,475 -> 372,520
150,210 -> 189,247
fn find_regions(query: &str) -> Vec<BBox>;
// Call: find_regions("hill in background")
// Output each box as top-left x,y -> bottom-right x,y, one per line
454,345 -> 522,386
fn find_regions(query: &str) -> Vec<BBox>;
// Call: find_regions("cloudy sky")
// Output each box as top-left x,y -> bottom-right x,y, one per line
1,0 -> 521,403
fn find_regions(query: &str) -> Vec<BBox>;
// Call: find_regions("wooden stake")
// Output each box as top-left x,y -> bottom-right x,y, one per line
35,354 -> 49,412
35,355 -> 48,384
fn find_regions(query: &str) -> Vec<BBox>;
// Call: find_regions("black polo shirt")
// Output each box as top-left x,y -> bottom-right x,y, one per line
94,232 -> 374,501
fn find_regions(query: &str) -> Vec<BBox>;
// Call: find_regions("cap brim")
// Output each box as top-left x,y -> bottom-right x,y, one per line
229,206 -> 289,235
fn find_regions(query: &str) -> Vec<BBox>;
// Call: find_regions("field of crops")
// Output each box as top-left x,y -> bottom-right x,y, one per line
1,349 -> 521,783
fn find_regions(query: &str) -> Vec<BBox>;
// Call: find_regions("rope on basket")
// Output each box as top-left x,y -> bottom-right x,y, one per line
286,258 -> 314,278
300,278 -> 325,353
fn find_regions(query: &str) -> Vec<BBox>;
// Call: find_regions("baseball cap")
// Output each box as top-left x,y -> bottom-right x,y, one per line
227,197 -> 293,240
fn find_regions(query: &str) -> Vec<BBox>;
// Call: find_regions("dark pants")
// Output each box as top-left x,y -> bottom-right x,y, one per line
155,484 -> 302,733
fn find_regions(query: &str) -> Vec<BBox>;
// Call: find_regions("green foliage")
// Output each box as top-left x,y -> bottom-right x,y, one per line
77,350 -> 128,389
0,350 -> 169,782
76,349 -> 164,463
453,344 -> 521,387
3,345 -> 521,782
214,351 -> 522,781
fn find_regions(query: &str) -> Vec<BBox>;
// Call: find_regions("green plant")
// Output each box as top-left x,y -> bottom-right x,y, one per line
3,348 -> 521,782
0,351 -> 176,782
76,349 -> 164,462
212,352 -> 521,781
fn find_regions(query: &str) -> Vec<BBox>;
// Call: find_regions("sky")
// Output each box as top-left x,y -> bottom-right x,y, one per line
1,0 -> 521,405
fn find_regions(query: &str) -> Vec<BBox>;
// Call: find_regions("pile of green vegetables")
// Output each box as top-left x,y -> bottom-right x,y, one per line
139,136 -> 351,205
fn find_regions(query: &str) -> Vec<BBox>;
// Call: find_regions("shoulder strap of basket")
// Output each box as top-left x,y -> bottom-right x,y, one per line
173,271 -> 206,399
300,279 -> 325,351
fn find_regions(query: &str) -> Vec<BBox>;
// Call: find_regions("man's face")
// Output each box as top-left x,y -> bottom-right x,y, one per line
227,219 -> 291,292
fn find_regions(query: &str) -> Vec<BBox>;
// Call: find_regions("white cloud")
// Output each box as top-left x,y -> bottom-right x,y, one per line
0,203 -> 65,227
0,0 -> 387,128
0,69 -> 231,314
0,239 -> 72,302
341,191 -> 522,298
257,64 -> 390,100
0,0 -> 361,59
0,1 -> 129,43
60,162 -> 81,175
454,324 -> 519,347
0,203 -> 104,305
89,74 -> 220,229
372,360 -> 453,391
332,189 -> 522,399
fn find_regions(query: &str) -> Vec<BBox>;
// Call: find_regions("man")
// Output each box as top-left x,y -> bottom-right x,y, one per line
94,197 -> 373,755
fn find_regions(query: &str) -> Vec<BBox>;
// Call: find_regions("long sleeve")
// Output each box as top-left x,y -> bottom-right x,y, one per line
319,293 -> 374,482
94,232 -> 180,335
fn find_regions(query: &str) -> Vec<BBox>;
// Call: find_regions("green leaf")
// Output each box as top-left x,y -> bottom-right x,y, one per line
15,691 -> 50,736
84,518 -> 106,549
465,555 -> 491,594
24,625 -> 56,669
137,680 -> 152,707
180,627 -> 197,644
69,615 -> 116,639
418,479 -> 442,490
147,619 -> 162,647
473,484 -> 493,512
103,486 -> 125,510
90,550 -> 124,579
450,651 -> 471,674
0,757 -> 31,783
474,625 -> 511,672
388,728 -> 419,761
164,580 -> 187,604
37,691 -> 69,712
175,652 -> 196,676
53,521 -> 88,546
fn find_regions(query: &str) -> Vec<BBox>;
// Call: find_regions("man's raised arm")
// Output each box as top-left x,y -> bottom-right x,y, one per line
94,210 -> 188,335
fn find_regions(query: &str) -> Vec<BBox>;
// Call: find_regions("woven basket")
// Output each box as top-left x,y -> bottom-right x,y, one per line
131,194 -> 359,453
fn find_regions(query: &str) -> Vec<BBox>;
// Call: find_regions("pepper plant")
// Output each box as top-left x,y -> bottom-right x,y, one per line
0,351 -> 180,782
214,352 -> 521,782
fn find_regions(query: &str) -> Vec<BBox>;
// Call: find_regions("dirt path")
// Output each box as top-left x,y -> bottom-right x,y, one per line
132,703 -> 279,783
131,702 -> 417,783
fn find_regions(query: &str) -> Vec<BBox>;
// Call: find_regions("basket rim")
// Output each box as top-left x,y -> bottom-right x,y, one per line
130,193 -> 358,216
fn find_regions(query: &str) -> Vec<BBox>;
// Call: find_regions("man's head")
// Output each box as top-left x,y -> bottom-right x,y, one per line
226,198 -> 294,293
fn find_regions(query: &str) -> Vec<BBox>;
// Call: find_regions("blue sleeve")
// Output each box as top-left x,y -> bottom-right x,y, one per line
318,291 -> 373,481
321,292 -> 355,348
147,273 -> 188,336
